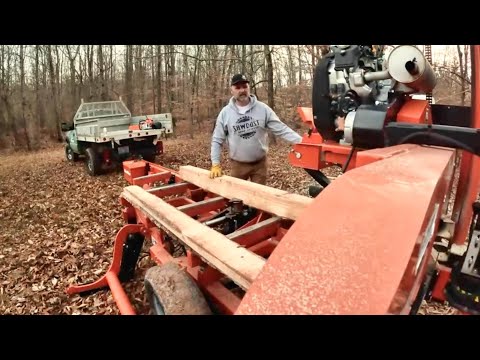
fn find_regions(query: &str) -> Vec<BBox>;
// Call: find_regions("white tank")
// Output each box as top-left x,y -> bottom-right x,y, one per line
387,45 -> 437,93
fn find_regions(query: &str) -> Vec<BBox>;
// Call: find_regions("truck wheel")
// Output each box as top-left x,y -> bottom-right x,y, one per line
85,148 -> 101,176
144,262 -> 212,315
65,145 -> 79,162
142,154 -> 156,162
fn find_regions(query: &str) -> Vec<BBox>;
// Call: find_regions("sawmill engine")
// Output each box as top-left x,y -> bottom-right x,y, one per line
312,45 -> 437,149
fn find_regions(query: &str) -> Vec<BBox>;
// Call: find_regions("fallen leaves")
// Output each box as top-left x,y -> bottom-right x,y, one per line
0,146 -> 127,314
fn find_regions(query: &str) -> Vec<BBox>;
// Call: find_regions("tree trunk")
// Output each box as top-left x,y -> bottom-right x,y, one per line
249,45 -> 257,97
0,46 -> 5,137
125,45 -> 134,113
264,45 -> 276,145
208,45 -> 218,120
110,45 -> 115,98
78,48 -> 85,100
47,45 -> 62,142
241,45 -> 246,74
189,47 -> 200,140
156,45 -> 163,115
19,45 -> 31,150
136,45 -> 145,113
150,45 -> 156,113
66,45 -> 80,121
297,45 -> 303,84
183,45 -> 188,124
195,46 -> 203,125
87,45 -> 94,100
264,45 -> 274,110
5,46 -> 19,146
310,45 -> 316,79
98,45 -> 108,101
165,45 -> 176,112
220,45 -> 232,110
34,45 -> 45,134
286,46 -> 294,86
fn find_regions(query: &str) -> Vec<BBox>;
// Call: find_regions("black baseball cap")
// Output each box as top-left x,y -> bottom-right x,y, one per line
231,74 -> 249,85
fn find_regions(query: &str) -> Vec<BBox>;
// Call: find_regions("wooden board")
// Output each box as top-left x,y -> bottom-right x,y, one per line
121,186 -> 266,290
178,165 -> 313,220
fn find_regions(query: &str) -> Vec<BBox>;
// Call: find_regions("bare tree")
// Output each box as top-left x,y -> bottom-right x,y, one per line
264,45 -> 274,110
165,45 -> 176,113
297,45 -> 303,84
98,45 -> 108,101
150,45 -> 155,113
125,45 -> 134,113
136,45 -> 145,113
156,45 -> 163,115
264,45 -> 276,145
286,46 -> 295,86
19,45 -> 31,150
47,45 -> 62,142
189,46 -> 201,139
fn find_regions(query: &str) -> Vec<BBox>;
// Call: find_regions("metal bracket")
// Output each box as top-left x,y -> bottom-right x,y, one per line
461,230 -> 480,278
436,217 -> 455,240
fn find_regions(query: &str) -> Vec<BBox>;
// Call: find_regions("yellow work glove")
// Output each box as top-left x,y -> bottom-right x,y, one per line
210,164 -> 222,178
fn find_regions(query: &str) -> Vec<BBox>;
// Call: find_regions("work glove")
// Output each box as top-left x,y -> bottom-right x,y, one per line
210,164 -> 222,179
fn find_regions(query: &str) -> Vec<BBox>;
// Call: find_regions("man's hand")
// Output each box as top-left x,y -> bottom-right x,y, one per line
210,164 -> 222,178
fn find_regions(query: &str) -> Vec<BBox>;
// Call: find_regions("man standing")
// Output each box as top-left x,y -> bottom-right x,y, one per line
210,74 -> 302,185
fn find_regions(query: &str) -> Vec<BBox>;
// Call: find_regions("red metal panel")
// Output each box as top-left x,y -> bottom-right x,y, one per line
123,160 -> 147,184
248,239 -> 278,257
431,267 -> 451,302
204,282 -> 242,315
355,144 -> 419,168
236,145 -> 455,314
396,99 -> 429,124
297,106 -> 315,127
288,142 -> 323,170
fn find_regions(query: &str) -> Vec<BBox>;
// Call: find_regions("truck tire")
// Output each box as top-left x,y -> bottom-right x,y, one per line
142,154 -> 156,162
85,147 -> 101,176
144,262 -> 212,315
65,145 -> 79,162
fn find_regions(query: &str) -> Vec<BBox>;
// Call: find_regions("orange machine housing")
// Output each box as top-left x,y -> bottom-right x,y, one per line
289,98 -> 432,172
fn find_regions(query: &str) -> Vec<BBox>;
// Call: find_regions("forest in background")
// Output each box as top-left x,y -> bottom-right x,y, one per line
0,45 -> 472,150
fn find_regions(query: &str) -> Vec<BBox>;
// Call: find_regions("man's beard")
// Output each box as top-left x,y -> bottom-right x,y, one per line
236,93 -> 248,101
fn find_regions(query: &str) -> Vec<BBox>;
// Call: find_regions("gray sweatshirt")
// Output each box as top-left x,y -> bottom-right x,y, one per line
211,95 -> 303,164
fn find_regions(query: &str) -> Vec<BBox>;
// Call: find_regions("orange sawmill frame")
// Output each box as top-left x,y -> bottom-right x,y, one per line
68,160 -> 292,314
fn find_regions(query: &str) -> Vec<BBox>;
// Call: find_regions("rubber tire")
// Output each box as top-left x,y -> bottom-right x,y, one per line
85,147 -> 101,176
65,145 -> 79,162
144,262 -> 212,315
142,154 -> 156,162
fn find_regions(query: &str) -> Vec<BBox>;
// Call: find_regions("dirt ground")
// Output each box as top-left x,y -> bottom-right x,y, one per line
0,129 -> 457,315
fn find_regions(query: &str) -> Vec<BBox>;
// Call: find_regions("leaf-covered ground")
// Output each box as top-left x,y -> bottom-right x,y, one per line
0,131 -> 457,315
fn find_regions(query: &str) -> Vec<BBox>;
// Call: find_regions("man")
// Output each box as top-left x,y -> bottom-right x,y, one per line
210,73 -> 303,185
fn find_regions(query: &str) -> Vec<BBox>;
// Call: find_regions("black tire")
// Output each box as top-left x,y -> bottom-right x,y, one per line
144,262 -> 212,315
84,147 -> 101,176
65,145 -> 79,162
142,154 -> 156,162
